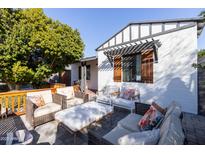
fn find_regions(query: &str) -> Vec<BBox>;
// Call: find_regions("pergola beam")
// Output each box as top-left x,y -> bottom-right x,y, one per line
104,39 -> 161,66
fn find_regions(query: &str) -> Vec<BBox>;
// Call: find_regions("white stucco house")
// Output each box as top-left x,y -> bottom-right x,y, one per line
71,56 -> 98,91
71,17 -> 205,114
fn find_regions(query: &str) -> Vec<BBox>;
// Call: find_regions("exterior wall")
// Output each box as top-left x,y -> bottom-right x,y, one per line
71,62 -> 81,85
86,60 -> 98,90
97,25 -> 198,114
71,60 -> 98,90
98,21 -> 196,50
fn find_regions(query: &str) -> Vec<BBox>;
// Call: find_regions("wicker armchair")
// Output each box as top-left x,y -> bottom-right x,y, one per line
26,90 -> 66,128
56,86 -> 89,108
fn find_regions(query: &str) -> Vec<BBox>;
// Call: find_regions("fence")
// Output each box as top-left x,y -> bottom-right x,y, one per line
0,85 -> 64,116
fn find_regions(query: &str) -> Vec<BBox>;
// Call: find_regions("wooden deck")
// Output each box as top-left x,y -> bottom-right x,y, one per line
182,112 -> 205,145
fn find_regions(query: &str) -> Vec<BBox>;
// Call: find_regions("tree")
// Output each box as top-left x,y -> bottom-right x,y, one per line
199,10 -> 205,18
192,11 -> 205,70
192,49 -> 205,69
0,9 -> 84,89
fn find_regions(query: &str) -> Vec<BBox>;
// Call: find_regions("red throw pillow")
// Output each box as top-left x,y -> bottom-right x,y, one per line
138,103 -> 164,131
138,106 -> 156,130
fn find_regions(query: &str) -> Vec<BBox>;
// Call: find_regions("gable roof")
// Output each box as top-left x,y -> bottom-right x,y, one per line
96,17 -> 205,51
80,56 -> 97,62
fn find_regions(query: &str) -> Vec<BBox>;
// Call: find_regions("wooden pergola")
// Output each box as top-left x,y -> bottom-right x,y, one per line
103,38 -> 161,66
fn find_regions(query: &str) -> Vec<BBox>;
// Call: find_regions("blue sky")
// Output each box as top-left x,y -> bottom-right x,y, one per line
44,8 -> 205,57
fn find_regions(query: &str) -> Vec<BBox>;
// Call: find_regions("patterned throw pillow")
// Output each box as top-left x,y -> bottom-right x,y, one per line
120,88 -> 135,100
138,105 -> 164,131
29,95 -> 45,107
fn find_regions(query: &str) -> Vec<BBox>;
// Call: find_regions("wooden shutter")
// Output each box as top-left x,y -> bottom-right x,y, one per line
114,57 -> 122,82
141,50 -> 153,83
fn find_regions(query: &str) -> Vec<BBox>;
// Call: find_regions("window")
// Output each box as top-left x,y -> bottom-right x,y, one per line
114,50 -> 153,83
78,65 -> 91,80
122,54 -> 141,82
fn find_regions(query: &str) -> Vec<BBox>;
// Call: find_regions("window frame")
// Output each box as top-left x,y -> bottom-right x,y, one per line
120,51 -> 153,83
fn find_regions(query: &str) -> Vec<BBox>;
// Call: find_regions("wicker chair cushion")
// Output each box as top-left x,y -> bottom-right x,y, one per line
112,98 -> 135,110
103,126 -> 132,145
158,114 -> 184,145
66,98 -> 84,107
27,90 -> 53,104
118,129 -> 160,145
55,101 -> 113,132
165,101 -> 182,119
56,86 -> 75,99
104,85 -> 119,95
117,113 -> 142,132
96,95 -> 110,103
34,103 -> 61,117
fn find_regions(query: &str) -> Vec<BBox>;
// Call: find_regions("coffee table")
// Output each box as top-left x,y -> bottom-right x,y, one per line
55,101 -> 113,144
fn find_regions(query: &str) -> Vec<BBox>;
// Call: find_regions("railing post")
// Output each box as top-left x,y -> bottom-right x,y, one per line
12,96 -> 15,113
23,95 -> 26,114
5,96 -> 8,114
0,96 -> 2,114
18,95 -> 21,113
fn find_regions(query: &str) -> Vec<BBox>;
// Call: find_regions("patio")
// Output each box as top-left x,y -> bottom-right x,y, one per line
0,107 -> 129,145
1,105 -> 205,145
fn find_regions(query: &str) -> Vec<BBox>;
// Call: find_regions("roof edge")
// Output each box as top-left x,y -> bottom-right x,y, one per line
96,17 -> 204,51
97,23 -> 196,52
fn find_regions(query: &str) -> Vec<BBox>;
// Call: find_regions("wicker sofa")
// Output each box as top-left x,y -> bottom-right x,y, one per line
101,102 -> 185,145
26,90 -> 66,127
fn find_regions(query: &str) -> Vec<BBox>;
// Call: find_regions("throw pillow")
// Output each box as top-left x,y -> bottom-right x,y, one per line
120,88 -> 135,100
138,104 -> 164,131
118,129 -> 160,145
152,102 -> 166,115
29,95 -> 45,107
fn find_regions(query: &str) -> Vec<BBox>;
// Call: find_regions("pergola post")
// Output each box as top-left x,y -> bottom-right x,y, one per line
80,62 -> 87,92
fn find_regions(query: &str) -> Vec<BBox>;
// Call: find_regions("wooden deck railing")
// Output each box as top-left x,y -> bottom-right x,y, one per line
0,86 -> 63,116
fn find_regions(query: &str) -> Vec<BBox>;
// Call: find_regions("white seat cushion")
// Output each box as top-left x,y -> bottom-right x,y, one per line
103,126 -> 132,144
118,129 -> 160,145
158,114 -> 184,145
34,103 -> 61,117
112,98 -> 135,110
165,101 -> 182,118
56,86 -> 75,99
27,90 -> 53,104
67,98 -> 84,107
55,101 -> 113,132
118,113 -> 142,132
96,95 -> 110,103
